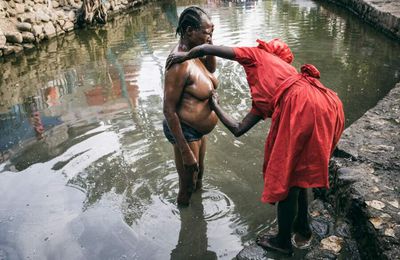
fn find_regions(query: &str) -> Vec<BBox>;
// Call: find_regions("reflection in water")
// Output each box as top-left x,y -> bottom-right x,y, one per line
171,193 -> 217,260
0,0 -> 399,259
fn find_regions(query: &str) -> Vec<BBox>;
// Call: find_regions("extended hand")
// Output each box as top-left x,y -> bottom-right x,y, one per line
182,150 -> 199,173
209,90 -> 220,110
166,51 -> 189,70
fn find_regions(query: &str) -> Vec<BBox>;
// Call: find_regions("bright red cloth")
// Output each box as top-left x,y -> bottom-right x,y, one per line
233,42 -> 345,203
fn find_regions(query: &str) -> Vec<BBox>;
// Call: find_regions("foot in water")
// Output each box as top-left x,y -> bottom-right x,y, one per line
256,235 -> 293,256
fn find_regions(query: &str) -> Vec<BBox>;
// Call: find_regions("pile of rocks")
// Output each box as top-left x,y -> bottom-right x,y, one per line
0,0 -> 146,58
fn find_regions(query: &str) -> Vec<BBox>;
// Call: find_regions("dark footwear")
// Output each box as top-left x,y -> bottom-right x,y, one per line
291,233 -> 312,249
256,235 -> 293,256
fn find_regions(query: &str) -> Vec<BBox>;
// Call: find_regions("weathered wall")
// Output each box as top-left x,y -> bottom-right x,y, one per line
0,0 -> 147,57
321,83 -> 400,260
323,0 -> 400,40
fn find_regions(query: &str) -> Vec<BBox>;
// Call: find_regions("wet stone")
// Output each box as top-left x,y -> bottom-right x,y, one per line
304,249 -> 337,260
236,244 -> 268,260
335,220 -> 351,238
5,32 -> 23,44
17,22 -> 32,32
22,32 -> 35,43
311,218 -> 330,239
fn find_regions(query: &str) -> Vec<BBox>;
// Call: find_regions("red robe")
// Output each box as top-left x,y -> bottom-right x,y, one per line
233,43 -> 345,203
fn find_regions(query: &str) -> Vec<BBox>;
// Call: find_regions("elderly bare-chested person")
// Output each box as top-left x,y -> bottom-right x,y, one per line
163,6 -> 217,206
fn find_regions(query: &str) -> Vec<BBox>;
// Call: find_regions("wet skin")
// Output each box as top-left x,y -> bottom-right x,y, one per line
163,16 -> 217,205
177,58 -> 218,134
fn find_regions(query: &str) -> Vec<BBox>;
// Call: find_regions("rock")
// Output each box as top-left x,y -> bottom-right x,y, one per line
16,22 -> 32,32
2,46 -> 15,56
63,21 -> 74,32
43,22 -> 56,39
335,220 -> 351,238
0,31 -> 6,48
4,32 -> 23,44
15,3 -> 24,14
26,0 -> 34,7
36,10 -> 50,22
24,6 -> 33,12
32,24 -> 44,39
236,244 -> 267,260
67,10 -> 75,21
22,32 -> 35,43
311,218 -> 330,239
57,19 -> 66,27
23,14 -> 37,24
366,200 -> 386,210
22,43 -> 35,49
304,249 -> 337,260
8,1 -> 16,8
52,1 -> 60,8
7,8 -> 17,17
55,23 -> 65,35
321,235 -> 344,254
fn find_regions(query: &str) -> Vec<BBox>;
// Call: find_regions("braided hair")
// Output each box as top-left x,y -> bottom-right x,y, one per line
176,6 -> 210,37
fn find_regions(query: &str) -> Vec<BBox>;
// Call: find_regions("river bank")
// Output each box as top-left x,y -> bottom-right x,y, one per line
238,0 -> 400,258
0,0 -> 148,58
323,0 -> 400,41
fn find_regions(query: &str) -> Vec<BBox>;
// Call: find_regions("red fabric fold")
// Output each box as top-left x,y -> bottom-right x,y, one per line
256,39 -> 294,64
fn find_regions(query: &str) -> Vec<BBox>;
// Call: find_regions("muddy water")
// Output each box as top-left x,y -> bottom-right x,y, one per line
0,0 -> 399,259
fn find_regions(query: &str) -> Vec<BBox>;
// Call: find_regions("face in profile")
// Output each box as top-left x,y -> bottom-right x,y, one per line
190,16 -> 214,46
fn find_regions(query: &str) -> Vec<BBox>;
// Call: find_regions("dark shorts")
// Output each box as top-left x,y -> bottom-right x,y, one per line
163,119 -> 204,144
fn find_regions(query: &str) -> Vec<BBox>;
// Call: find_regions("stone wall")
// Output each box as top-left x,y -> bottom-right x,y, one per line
0,0 -> 147,58
322,0 -> 400,41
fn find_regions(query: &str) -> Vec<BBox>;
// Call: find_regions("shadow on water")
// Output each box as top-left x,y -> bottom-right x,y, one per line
0,0 -> 399,259
171,193 -> 217,260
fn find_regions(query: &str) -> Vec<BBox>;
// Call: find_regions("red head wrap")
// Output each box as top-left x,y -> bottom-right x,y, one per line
301,64 -> 320,78
256,38 -> 294,64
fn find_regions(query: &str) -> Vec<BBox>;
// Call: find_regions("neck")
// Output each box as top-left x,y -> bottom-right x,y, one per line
178,37 -> 194,51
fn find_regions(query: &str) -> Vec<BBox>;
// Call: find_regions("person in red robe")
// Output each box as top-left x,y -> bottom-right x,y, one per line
167,38 -> 345,256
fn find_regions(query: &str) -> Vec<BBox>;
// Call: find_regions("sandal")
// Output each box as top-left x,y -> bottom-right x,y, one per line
291,233 -> 312,249
256,235 -> 293,256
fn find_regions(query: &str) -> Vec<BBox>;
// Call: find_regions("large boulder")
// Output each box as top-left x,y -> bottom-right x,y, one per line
0,30 -> 6,49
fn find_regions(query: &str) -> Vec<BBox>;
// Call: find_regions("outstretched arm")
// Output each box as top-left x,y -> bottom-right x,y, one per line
166,44 -> 235,70
209,92 -> 262,137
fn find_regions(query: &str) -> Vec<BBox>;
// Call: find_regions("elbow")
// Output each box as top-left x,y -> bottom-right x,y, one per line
233,131 -> 244,138
163,107 -> 174,119
232,126 -> 244,137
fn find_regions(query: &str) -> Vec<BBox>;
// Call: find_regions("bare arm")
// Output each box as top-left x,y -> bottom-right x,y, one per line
191,44 -> 236,60
163,63 -> 198,168
166,44 -> 236,70
200,54 -> 217,73
209,93 -> 262,137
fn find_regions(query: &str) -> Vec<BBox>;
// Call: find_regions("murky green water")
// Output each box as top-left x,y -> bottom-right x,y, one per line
0,0 -> 399,259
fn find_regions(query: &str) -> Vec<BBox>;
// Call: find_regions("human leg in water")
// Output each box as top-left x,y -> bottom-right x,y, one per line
195,136 -> 206,191
173,139 -> 202,206
257,187 -> 301,255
